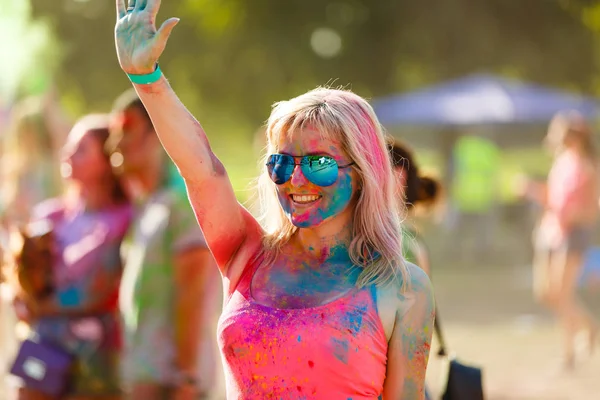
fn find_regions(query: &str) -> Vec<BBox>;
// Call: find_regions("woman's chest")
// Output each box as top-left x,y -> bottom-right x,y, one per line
251,262 -> 361,309
219,292 -> 387,367
52,214 -> 117,284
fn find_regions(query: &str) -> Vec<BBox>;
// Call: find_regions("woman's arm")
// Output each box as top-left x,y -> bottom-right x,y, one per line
382,264 -> 435,399
515,175 -> 547,206
114,0 -> 261,278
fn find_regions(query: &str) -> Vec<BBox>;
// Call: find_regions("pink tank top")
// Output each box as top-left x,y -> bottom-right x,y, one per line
217,255 -> 388,399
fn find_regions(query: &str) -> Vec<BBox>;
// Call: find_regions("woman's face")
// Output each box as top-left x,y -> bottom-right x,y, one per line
273,127 -> 360,229
62,128 -> 109,183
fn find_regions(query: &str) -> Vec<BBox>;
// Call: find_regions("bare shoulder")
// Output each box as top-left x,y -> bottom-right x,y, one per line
405,262 -> 433,294
397,262 -> 435,317
379,262 -> 434,308
376,262 -> 435,340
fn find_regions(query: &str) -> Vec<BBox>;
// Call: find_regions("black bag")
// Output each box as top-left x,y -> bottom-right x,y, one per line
434,309 -> 485,400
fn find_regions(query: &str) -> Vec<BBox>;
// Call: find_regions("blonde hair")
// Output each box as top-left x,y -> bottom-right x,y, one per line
254,87 -> 408,289
548,111 -> 596,160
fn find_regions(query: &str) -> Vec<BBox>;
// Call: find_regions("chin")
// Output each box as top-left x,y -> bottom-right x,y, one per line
289,212 -> 325,229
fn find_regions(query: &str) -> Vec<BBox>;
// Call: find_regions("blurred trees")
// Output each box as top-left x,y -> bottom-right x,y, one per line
0,0 -> 60,103
26,0 -> 598,129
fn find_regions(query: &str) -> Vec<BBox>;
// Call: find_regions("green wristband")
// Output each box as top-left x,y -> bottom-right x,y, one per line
127,64 -> 163,85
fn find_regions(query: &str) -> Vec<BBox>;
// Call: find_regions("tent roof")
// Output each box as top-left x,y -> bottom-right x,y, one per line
372,74 -> 600,126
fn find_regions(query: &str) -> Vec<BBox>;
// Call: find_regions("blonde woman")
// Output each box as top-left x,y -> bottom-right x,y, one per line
114,1 -> 434,399
522,112 -> 599,369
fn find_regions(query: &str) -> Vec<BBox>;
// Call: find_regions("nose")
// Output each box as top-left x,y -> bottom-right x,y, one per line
289,163 -> 309,186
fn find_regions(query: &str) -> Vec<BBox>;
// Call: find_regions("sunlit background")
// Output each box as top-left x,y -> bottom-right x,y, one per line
3,1 -> 600,398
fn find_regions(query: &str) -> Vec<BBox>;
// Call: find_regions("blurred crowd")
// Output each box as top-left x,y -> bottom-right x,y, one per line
0,90 -> 221,400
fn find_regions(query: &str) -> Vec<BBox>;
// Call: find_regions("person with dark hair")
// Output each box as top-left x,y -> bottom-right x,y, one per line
109,89 -> 220,400
390,141 -> 442,400
13,114 -> 132,400
390,141 -> 441,276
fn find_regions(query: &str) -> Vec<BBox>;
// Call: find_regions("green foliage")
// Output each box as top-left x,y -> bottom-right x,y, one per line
27,0 -> 599,124
19,0 -> 600,197
0,0 -> 61,101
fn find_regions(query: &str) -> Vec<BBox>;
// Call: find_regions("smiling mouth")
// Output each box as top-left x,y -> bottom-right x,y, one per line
291,194 -> 322,204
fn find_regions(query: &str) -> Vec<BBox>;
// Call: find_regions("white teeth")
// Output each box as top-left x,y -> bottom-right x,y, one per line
292,195 -> 320,204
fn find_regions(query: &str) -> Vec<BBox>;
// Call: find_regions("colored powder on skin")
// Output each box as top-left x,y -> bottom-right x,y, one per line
280,173 -> 354,228
258,244 -> 360,306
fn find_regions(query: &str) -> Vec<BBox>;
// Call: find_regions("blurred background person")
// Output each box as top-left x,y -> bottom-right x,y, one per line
447,133 -> 501,263
519,111 -> 599,370
109,90 -> 221,400
0,259 -> 19,400
390,140 -> 443,400
11,114 -> 131,400
390,140 -> 442,276
0,92 -> 70,398
0,95 -> 66,228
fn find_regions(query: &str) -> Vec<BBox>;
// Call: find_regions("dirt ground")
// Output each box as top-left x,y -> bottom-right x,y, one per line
423,263 -> 600,400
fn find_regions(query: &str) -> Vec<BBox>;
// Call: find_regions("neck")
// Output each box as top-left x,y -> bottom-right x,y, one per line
291,219 -> 354,263
71,181 -> 115,211
562,146 -> 583,157
126,160 -> 164,199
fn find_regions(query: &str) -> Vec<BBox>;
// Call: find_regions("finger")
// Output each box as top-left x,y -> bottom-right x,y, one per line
155,17 -> 180,49
146,0 -> 161,14
136,0 -> 148,10
116,0 -> 126,19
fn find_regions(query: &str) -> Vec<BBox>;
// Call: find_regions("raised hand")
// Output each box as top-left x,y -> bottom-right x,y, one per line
115,0 -> 179,75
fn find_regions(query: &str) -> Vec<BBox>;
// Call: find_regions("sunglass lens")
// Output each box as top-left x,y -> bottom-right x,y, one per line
267,154 -> 295,184
303,155 -> 339,186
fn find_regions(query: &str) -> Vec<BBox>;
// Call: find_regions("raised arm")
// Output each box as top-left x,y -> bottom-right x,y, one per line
114,0 -> 262,275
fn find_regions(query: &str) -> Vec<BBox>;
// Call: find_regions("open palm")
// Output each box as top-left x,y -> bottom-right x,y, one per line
115,0 -> 179,75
